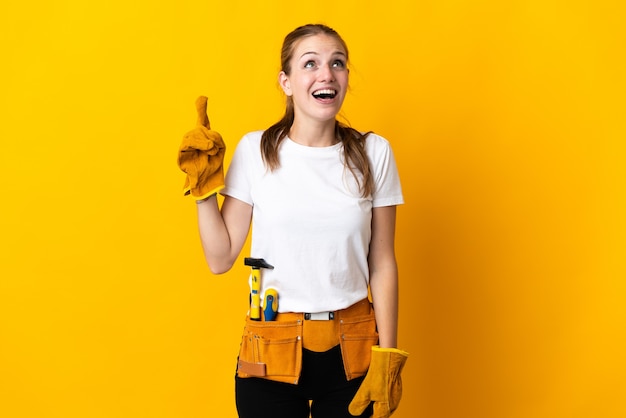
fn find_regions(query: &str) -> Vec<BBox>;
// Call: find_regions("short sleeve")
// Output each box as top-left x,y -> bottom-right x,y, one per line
221,134 -> 257,206
368,134 -> 404,208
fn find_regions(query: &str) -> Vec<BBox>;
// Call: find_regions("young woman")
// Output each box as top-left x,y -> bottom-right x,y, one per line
178,23 -> 408,418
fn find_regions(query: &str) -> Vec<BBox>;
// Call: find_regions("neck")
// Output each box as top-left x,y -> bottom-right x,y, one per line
289,119 -> 337,147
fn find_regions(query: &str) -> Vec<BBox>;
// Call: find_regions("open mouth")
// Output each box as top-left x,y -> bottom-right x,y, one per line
312,89 -> 337,100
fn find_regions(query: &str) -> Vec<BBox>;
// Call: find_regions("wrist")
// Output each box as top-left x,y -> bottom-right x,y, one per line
195,193 -> 217,204
373,345 -> 409,357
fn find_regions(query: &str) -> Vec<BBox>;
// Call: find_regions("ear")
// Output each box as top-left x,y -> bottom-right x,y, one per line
278,71 -> 292,96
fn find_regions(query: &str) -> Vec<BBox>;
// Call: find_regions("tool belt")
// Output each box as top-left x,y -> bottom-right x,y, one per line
236,298 -> 378,384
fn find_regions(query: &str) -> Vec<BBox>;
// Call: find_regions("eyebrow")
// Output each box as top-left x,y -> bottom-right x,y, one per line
299,51 -> 347,59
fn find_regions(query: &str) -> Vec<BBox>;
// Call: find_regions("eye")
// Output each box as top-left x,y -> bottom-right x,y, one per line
304,60 -> 316,69
332,59 -> 346,68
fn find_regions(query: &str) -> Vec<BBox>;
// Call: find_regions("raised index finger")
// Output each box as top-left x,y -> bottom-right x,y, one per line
195,96 -> 210,129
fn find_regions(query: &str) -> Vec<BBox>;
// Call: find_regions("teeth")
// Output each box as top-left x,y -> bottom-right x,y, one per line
313,89 -> 337,98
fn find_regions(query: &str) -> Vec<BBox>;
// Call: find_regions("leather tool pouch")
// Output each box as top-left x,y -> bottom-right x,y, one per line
339,306 -> 379,380
236,317 -> 303,384
236,298 -> 378,384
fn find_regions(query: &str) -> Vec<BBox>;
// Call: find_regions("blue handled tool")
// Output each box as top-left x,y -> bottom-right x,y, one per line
263,289 -> 278,321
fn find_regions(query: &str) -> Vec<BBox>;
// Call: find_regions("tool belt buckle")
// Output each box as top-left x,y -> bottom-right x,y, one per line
304,311 -> 335,321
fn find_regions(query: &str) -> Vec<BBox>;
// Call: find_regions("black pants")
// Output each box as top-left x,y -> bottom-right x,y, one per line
235,345 -> 373,418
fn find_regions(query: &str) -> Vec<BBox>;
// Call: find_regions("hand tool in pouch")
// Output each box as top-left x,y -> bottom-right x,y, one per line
263,288 -> 278,321
244,258 -> 274,321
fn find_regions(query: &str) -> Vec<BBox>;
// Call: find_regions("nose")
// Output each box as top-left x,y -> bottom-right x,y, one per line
318,63 -> 335,82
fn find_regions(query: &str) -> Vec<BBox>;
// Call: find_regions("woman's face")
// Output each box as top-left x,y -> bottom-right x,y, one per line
280,33 -> 349,125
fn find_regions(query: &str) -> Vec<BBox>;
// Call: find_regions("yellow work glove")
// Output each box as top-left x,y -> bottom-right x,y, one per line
177,96 -> 226,200
349,346 -> 409,418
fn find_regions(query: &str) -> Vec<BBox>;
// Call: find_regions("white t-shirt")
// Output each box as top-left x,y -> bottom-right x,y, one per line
221,131 -> 404,313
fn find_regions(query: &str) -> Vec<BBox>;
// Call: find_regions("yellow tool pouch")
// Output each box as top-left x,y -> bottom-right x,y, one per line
236,298 -> 378,384
337,299 -> 379,380
237,317 -> 303,384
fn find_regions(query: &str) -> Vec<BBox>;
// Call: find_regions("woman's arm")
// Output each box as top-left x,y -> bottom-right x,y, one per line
196,195 -> 253,274
368,205 -> 399,348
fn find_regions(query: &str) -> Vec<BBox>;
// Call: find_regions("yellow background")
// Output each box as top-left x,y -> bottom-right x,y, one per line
1,1 -> 625,417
